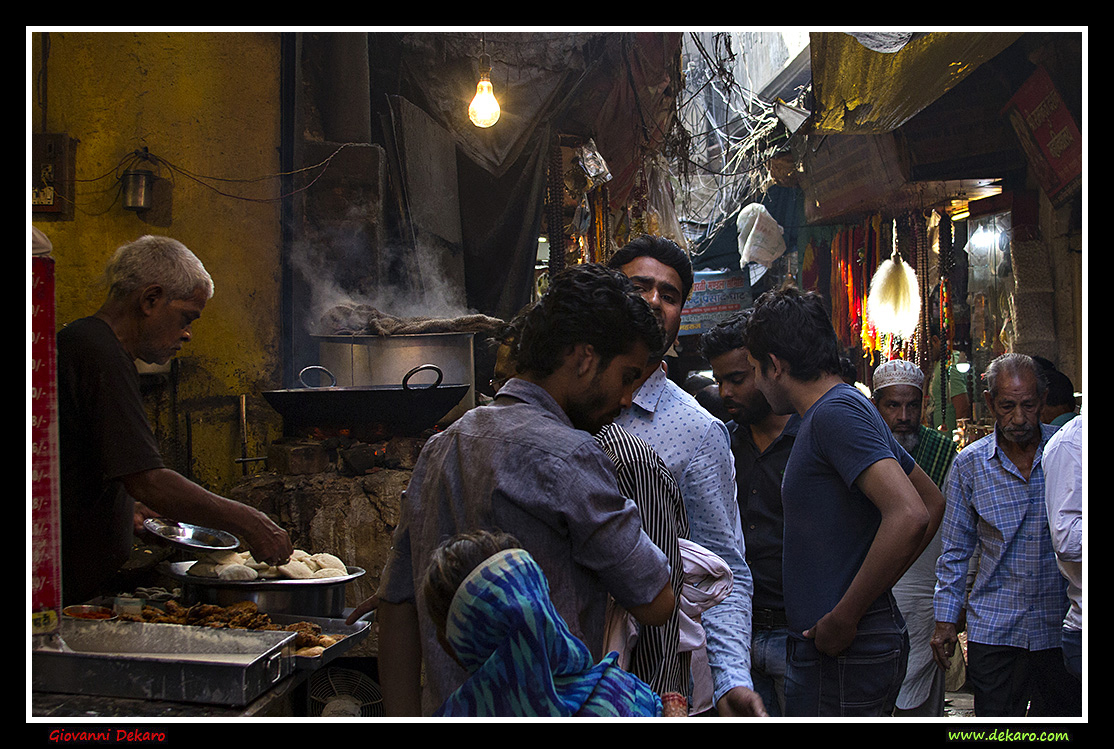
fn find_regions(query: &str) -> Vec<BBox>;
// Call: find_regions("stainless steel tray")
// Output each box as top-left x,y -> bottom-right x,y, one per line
268,613 -> 372,672
32,619 -> 295,706
162,561 -> 365,618
143,517 -> 240,552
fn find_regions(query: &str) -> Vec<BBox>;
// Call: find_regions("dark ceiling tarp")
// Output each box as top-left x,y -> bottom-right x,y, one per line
391,31 -> 682,206
393,32 -> 588,178
810,31 -> 1022,134
381,31 -> 683,319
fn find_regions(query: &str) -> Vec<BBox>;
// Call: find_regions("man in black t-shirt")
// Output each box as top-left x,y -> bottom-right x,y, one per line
56,235 -> 292,604
701,311 -> 797,716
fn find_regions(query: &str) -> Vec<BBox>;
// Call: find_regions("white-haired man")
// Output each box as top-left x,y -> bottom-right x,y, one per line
56,235 -> 293,604
870,358 -> 956,716
931,353 -> 1079,717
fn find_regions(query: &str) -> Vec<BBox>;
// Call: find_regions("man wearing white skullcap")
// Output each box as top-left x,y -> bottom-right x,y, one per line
871,358 -> 957,717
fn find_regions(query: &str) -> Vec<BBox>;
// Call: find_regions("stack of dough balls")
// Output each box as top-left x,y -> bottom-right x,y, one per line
188,549 -> 349,581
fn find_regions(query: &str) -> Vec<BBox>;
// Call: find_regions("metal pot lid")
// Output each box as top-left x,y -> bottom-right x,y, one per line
143,518 -> 241,553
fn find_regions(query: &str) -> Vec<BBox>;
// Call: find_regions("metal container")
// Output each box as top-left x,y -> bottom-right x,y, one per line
263,365 -> 469,438
143,517 -> 240,552
164,561 -> 365,618
32,618 -> 295,705
268,613 -> 372,672
313,332 -> 475,422
62,605 -> 117,621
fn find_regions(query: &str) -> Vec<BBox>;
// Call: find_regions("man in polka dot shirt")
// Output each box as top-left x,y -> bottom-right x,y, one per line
609,235 -> 765,717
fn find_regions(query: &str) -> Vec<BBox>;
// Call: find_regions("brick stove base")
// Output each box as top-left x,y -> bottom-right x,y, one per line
228,434 -> 429,656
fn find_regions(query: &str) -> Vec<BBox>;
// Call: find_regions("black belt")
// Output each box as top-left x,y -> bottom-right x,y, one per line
753,607 -> 787,629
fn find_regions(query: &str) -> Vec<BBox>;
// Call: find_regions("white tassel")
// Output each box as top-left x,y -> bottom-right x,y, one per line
866,254 -> 920,339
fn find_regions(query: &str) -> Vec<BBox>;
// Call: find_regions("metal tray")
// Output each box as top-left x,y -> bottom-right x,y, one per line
143,518 -> 240,552
163,561 -> 365,618
32,619 -> 295,706
268,613 -> 372,672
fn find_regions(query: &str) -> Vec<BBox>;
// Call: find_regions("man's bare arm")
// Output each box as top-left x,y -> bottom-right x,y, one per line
123,467 -> 292,565
804,458 -> 929,655
626,580 -> 676,628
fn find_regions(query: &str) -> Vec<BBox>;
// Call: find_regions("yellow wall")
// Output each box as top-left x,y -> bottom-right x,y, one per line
31,31 -> 286,494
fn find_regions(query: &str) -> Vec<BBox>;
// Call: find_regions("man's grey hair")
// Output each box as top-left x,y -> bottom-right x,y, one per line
983,353 -> 1048,398
104,235 -> 214,302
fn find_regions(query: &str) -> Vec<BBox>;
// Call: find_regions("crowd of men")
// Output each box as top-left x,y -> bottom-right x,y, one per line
371,234 -> 1083,719
55,229 -> 1082,719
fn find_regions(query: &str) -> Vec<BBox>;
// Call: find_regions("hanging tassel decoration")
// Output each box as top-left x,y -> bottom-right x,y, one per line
866,217 -> 921,340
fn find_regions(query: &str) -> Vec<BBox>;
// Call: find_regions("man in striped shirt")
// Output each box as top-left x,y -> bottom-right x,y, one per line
931,353 -> 1079,717
595,423 -> 690,697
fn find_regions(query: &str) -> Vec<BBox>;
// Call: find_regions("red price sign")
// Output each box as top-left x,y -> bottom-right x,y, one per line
31,255 -> 62,633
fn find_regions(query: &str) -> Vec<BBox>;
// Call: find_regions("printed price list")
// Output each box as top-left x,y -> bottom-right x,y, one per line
31,255 -> 62,632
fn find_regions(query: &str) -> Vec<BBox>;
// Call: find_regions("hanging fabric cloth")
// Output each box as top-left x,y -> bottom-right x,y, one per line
860,215 -> 883,365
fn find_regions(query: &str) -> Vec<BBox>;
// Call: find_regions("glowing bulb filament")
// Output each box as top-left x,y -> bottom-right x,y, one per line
469,73 -> 500,128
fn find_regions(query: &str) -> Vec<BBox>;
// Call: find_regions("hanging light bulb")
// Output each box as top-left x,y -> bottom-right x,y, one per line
469,38 -> 500,128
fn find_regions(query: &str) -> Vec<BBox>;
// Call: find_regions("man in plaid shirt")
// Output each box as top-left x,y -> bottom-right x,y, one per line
931,353 -> 1080,717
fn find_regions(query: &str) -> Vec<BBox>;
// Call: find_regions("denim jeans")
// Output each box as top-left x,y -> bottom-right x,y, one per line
751,627 -> 789,716
784,594 -> 909,717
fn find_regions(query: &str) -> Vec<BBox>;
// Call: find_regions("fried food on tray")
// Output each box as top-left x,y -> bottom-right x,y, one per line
116,599 -> 346,653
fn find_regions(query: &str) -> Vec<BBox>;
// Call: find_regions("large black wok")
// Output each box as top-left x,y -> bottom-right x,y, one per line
263,364 -> 469,437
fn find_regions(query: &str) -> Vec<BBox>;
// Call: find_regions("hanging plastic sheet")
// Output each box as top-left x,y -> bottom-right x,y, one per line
645,157 -> 687,249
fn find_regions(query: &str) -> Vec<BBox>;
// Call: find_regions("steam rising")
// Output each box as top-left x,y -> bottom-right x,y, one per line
289,225 -> 475,335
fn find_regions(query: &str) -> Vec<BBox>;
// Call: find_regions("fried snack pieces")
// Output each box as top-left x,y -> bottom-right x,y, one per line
117,599 -> 346,657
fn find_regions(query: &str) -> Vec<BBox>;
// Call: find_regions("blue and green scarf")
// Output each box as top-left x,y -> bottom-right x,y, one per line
436,548 -> 662,718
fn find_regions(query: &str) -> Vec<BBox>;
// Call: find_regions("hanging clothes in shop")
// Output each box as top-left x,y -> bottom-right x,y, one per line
859,216 -> 883,366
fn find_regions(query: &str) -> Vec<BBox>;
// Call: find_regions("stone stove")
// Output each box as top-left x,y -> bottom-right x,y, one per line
229,433 -> 430,656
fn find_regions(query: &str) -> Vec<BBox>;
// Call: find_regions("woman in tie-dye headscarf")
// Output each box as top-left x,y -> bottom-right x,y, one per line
422,530 -> 663,718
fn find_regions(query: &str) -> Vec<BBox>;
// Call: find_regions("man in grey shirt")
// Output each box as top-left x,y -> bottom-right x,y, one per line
373,264 -> 677,716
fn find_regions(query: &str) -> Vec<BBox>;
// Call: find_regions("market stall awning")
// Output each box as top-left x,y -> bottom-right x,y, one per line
809,31 -> 1022,134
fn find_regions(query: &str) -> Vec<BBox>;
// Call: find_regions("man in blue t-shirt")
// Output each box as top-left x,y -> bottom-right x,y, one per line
743,287 -> 945,717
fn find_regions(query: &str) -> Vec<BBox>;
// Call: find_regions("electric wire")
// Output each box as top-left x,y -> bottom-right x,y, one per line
57,141 -> 374,213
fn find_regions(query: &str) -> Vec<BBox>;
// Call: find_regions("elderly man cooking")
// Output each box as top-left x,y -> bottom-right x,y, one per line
56,234 -> 293,605
870,358 -> 956,716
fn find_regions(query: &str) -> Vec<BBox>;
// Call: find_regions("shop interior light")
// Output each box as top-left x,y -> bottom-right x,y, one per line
969,226 -> 1000,253
469,39 -> 500,128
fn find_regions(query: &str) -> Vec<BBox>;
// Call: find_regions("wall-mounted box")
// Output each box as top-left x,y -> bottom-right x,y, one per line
32,133 -> 76,220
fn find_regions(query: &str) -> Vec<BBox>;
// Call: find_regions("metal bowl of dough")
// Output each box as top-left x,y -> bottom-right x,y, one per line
143,518 -> 240,553
162,561 -> 366,618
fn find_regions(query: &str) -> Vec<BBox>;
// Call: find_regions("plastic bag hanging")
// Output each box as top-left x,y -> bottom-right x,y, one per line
737,203 -> 787,268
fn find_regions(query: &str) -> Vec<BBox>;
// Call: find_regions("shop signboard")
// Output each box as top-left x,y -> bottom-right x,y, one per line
679,268 -> 750,337
1001,65 -> 1082,208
